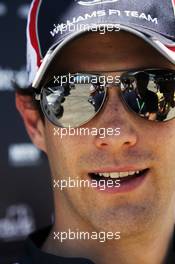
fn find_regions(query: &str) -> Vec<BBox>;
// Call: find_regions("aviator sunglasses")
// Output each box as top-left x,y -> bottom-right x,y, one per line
34,68 -> 175,127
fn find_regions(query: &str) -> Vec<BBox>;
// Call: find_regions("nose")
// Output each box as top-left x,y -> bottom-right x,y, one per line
93,87 -> 138,151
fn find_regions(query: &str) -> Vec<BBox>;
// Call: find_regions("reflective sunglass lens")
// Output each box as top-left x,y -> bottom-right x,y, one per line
121,70 -> 175,121
40,74 -> 106,127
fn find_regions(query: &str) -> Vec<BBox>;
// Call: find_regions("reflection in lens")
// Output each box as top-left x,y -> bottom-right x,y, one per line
41,74 -> 106,127
121,70 -> 175,121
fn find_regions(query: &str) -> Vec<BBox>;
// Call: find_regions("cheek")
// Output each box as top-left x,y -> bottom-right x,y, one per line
154,123 -> 175,159
151,123 -> 175,190
139,119 -> 175,158
44,123 -> 92,176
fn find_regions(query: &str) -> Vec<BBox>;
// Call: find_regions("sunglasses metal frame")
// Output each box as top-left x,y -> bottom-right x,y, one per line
34,68 -> 175,127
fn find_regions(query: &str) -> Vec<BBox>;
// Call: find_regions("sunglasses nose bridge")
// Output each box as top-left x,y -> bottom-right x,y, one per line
100,86 -> 128,120
93,91 -> 138,150
106,82 -> 121,88
105,82 -> 122,100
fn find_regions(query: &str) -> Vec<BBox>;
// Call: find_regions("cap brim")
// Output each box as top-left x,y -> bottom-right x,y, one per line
32,24 -> 175,89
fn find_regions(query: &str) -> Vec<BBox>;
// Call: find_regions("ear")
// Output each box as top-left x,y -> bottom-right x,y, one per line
16,93 -> 47,153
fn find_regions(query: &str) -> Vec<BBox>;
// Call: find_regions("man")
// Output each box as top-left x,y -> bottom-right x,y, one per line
157,80 -> 175,121
123,72 -> 159,120
16,0 -> 175,263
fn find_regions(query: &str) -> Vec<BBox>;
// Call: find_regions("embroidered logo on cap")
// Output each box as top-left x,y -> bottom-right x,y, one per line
77,0 -> 119,6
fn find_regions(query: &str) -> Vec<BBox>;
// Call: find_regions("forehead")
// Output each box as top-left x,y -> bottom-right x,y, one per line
50,31 -> 175,74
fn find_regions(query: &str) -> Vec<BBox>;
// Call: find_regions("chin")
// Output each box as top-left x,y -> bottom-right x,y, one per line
89,204 -> 157,237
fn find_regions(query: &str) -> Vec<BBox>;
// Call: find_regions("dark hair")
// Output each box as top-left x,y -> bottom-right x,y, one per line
13,81 -> 44,119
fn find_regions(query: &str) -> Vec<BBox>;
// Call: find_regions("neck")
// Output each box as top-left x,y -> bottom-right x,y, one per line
42,192 -> 174,264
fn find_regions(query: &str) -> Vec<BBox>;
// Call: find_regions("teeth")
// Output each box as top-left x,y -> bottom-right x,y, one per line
103,173 -> 110,178
119,172 -> 129,177
99,173 -> 109,177
128,171 -> 135,176
96,170 -> 141,179
109,172 -> 120,178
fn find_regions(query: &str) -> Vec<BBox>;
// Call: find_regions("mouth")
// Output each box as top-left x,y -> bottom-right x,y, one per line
89,169 -> 148,182
88,169 -> 149,192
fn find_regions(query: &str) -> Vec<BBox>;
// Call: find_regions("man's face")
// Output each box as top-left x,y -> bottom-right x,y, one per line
38,32 -> 175,237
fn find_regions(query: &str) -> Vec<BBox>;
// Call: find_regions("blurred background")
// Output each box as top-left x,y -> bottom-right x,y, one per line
0,1 -> 53,262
